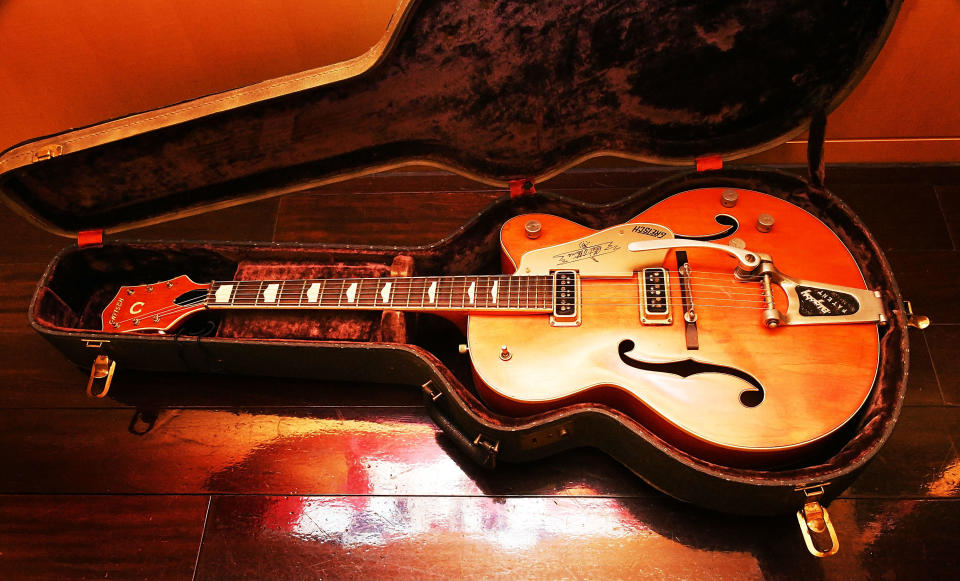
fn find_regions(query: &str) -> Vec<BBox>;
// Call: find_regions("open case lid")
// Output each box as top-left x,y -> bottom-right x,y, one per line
0,0 -> 900,236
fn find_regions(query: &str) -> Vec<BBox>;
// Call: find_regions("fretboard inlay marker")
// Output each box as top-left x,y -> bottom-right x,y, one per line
306,283 -> 321,303
491,280 -> 499,304
428,280 -> 437,304
262,283 -> 279,304
214,284 -> 233,304
380,282 -> 392,304
467,281 -> 476,304
345,282 -> 358,304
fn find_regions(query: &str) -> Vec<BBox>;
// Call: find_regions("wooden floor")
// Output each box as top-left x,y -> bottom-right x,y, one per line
1,165 -> 958,579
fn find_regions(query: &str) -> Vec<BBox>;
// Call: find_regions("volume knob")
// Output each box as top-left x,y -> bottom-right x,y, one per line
720,189 -> 739,208
524,220 -> 542,239
756,213 -> 775,233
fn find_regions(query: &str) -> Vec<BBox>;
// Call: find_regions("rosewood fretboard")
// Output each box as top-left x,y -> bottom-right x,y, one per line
206,275 -> 554,312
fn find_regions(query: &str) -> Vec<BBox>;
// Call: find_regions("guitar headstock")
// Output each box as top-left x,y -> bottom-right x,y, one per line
100,275 -> 209,333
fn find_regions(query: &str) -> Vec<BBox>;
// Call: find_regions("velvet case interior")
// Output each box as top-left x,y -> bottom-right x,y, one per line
29,168 -> 908,490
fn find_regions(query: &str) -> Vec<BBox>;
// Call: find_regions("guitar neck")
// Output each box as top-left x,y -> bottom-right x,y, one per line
205,275 -> 555,313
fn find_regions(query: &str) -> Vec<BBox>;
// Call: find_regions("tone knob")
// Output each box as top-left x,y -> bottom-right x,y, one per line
728,237 -> 746,249
720,189 -> 739,208
756,213 -> 775,233
524,219 -> 542,239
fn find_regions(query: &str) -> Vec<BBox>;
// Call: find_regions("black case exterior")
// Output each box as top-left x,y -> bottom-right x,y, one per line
27,168 -> 908,517
8,0 -> 906,523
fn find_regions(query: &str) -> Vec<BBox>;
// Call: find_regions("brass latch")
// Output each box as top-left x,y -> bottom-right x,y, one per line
32,144 -> 63,162
904,301 -> 930,330
473,434 -> 500,469
795,485 -> 839,557
85,354 -> 116,398
421,380 -> 442,402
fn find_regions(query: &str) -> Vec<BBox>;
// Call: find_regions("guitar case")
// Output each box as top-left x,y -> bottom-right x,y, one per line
1,0 -> 907,556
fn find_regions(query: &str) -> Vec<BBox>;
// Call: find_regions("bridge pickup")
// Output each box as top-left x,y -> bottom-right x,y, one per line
551,270 -> 581,327
640,268 -> 672,325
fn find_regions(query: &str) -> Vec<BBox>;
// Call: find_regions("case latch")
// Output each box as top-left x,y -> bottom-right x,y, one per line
904,300 -> 931,329
473,433 -> 500,468
795,485 -> 839,557
85,354 -> 116,399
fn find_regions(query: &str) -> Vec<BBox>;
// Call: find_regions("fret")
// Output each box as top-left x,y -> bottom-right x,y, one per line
475,277 -> 487,309
322,280 -> 342,307
228,282 -> 240,305
358,278 -> 377,307
402,277 -> 413,309
289,280 -> 306,306
442,276 -> 453,309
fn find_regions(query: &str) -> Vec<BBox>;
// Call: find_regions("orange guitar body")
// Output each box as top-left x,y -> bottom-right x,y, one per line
467,188 -> 879,466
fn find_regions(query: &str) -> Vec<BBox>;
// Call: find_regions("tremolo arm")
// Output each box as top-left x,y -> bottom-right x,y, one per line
627,239 -> 886,328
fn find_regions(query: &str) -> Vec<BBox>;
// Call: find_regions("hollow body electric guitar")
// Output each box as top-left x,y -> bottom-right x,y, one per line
101,189 -> 886,466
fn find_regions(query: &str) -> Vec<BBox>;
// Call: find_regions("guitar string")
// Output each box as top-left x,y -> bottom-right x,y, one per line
111,300 -> 771,329
109,290 -> 770,327
109,276 -> 773,326
110,290 -> 769,327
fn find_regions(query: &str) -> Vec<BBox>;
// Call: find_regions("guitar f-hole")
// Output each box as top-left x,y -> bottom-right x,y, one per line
617,340 -> 765,408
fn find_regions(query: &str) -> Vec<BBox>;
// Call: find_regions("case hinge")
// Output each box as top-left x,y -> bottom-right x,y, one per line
795,484 -> 839,557
509,179 -> 536,198
85,354 -> 116,399
32,144 -> 63,162
472,433 -> 500,468
695,156 -> 723,171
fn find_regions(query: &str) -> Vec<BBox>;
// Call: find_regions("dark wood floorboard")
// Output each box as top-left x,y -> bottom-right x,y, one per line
847,406 -> 960,498
903,328 -> 944,406
195,495 -> 960,581
0,406 -> 648,496
0,262 -> 48,332
0,494 -> 209,581
922,324 -> 960,405
934,185 -> 960,250
830,183 -> 953,252
2,163 -> 958,576
888,250 -> 960,324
